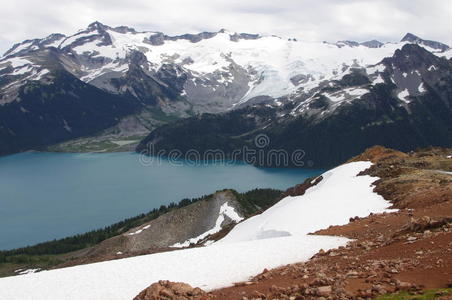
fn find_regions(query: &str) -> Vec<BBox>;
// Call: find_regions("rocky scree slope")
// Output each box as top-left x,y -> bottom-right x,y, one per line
78,190 -> 245,258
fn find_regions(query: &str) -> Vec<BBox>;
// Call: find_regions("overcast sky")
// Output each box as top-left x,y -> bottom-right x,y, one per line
1,0 -> 451,55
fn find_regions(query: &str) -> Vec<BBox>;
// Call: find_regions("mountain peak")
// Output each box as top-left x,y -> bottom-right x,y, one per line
111,25 -> 137,34
401,33 -> 421,42
361,40 -> 384,48
87,21 -> 109,31
335,40 -> 383,48
401,33 -> 449,52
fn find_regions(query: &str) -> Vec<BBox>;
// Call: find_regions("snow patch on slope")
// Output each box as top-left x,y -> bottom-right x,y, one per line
172,202 -> 243,248
5,42 -> 35,57
398,89 -> 411,103
60,32 -> 97,49
14,269 -> 41,276
367,64 -> 386,75
127,224 -> 151,236
418,82 -> 426,93
4,57 -> 32,68
441,49 -> 452,59
373,74 -> 385,84
81,62 -> 128,82
218,161 -> 394,244
325,87 -> 369,103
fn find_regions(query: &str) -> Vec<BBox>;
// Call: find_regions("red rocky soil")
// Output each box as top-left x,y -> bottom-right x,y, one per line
135,146 -> 452,300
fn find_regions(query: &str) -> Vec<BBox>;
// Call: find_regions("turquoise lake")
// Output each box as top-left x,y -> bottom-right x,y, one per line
0,152 -> 323,250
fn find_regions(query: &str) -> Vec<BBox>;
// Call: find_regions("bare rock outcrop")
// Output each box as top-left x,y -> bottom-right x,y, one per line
134,280 -> 209,300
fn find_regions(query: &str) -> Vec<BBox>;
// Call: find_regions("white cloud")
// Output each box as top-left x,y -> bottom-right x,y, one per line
1,0 -> 451,55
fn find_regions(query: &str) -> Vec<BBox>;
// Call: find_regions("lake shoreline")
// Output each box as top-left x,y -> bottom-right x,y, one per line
0,152 -> 323,250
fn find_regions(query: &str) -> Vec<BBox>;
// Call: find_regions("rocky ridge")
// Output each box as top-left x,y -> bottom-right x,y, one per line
81,190 -> 245,257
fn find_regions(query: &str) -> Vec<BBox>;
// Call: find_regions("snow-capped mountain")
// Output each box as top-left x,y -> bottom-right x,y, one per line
138,44 -> 452,167
0,22 -> 451,156
3,22 -> 451,111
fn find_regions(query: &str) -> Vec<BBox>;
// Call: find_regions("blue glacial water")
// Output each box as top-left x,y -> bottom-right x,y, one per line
0,152 -> 323,250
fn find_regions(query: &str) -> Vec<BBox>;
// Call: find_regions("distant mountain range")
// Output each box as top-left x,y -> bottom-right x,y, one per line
138,42 -> 452,167
1,22 -> 451,162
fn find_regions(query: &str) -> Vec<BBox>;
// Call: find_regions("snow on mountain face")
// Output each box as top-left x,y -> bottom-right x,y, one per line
1,22 -> 450,112
287,41 -> 452,120
68,30 -> 403,104
3,34 -> 66,58
0,55 -> 52,105
0,161 -> 394,300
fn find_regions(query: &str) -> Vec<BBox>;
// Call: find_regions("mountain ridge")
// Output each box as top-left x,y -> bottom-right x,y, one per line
401,32 -> 450,51
4,21 -> 450,58
137,43 -> 452,168
1,23 -> 451,157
